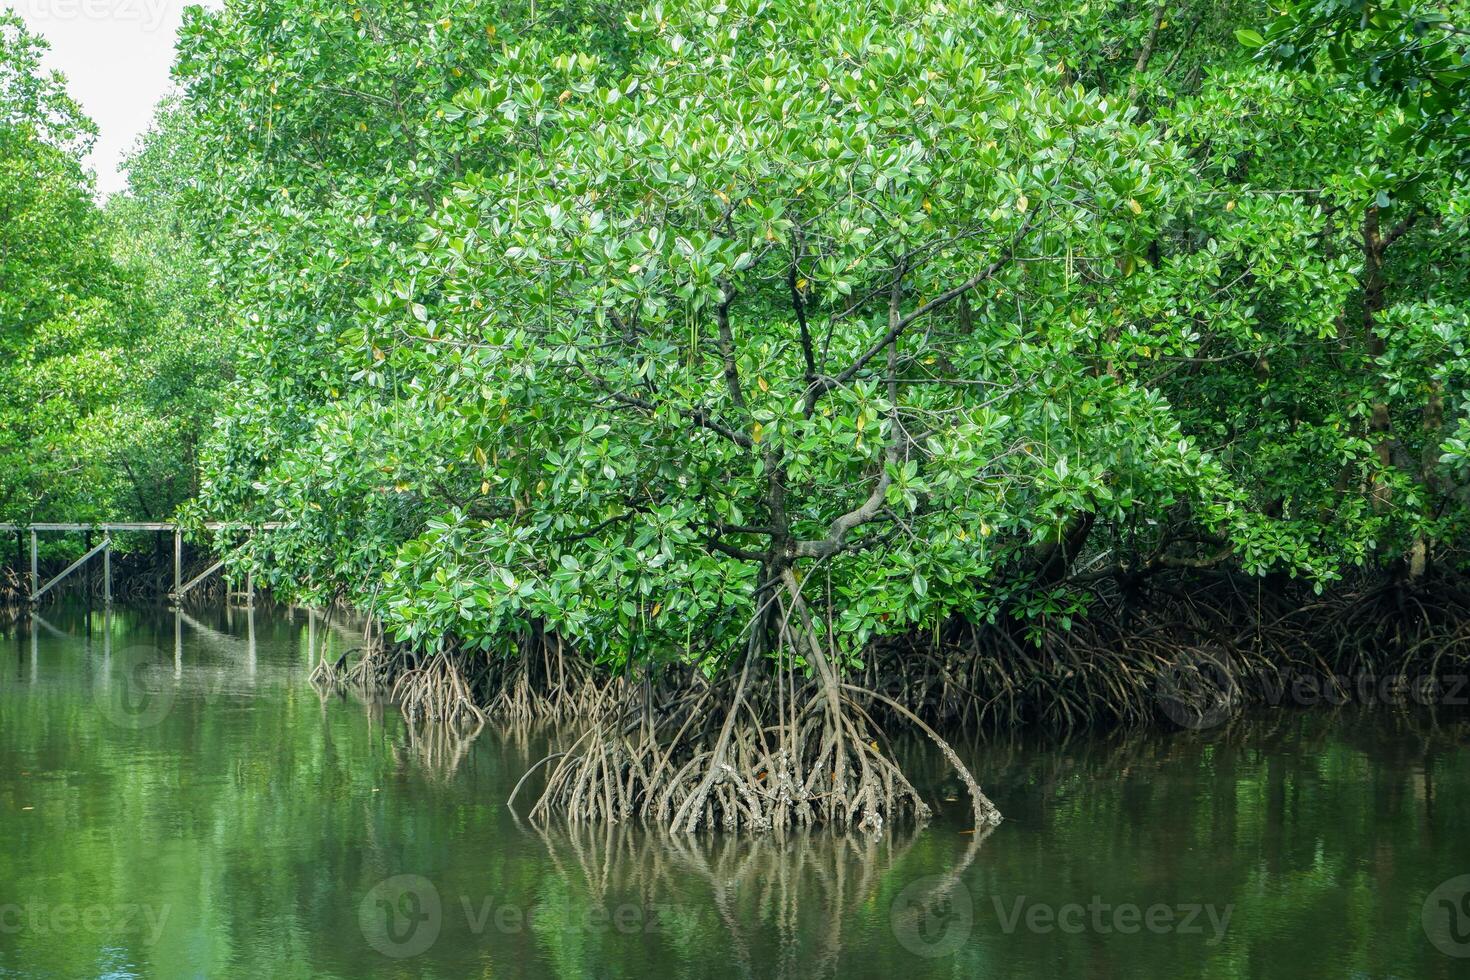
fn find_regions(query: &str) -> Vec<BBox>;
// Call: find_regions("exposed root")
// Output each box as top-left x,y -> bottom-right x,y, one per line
310,568 -> 1470,834
344,639 -> 398,689
479,631 -> 623,724
526,584 -> 999,833
393,650 -> 486,728
856,568 -> 1470,733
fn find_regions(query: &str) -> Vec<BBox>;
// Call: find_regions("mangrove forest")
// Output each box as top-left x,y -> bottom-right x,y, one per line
2,0 -> 1470,976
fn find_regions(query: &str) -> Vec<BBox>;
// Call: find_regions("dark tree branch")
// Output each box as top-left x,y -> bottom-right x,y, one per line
1127,1 -> 1169,103
795,280 -> 906,560
818,215 -> 1037,396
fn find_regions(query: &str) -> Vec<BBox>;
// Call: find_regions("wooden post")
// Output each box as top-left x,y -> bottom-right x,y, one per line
85,530 -> 93,601
30,538 -> 118,603
30,529 -> 37,599
103,538 -> 112,606
246,603 -> 257,677
173,528 -> 182,598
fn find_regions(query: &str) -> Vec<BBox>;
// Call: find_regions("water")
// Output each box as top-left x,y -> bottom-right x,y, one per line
1,605 -> 1467,978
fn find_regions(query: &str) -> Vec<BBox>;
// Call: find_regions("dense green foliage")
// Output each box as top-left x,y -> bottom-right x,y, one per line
6,0 -> 1468,688
0,13 -> 224,528
1253,1 -> 1470,179
110,0 -> 1463,672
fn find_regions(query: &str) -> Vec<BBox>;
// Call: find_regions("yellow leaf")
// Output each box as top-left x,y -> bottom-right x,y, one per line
485,24 -> 496,38
1016,193 -> 1029,213
557,89 -> 572,105
475,445 -> 487,466
922,198 -> 932,213
352,9 -> 361,21
1128,198 -> 1142,215
752,422 -> 764,444
1225,199 -> 1236,212
796,277 -> 808,291
757,376 -> 769,392
481,480 -> 490,494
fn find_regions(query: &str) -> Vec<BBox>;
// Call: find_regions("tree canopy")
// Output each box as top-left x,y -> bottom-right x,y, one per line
0,12 -> 225,527
139,0 -> 1467,660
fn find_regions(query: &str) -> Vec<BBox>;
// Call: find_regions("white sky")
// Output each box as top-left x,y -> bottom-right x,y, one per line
13,0 -> 221,197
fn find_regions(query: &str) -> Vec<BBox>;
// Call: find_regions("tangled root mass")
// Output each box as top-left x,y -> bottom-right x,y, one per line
314,569 -> 1470,833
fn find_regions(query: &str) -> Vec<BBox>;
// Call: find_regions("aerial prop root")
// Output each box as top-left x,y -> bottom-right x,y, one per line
525,675 -> 956,832
392,648 -> 486,728
525,575 -> 1002,833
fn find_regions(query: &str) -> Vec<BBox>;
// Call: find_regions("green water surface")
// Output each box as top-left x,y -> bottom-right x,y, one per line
1,604 -> 1467,978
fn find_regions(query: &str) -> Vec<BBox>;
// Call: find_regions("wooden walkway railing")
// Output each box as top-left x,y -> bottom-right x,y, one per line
1,522 -> 282,605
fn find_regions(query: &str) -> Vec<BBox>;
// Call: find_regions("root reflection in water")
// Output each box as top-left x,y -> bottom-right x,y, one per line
518,816 -> 994,978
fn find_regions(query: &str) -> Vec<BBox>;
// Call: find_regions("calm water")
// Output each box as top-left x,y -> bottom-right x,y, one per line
1,605 -> 1468,978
